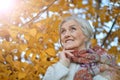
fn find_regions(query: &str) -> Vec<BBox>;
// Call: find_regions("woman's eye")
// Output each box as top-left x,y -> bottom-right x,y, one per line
61,29 -> 65,34
71,27 -> 76,31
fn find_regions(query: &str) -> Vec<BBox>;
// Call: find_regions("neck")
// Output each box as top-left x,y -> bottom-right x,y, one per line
77,44 -> 87,51
65,45 -> 87,51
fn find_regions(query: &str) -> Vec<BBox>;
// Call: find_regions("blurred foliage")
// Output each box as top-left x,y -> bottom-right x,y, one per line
0,0 -> 120,80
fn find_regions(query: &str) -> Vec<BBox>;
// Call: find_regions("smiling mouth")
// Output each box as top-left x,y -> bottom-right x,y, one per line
65,39 -> 74,43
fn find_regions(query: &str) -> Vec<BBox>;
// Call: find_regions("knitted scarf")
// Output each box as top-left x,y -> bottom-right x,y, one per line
66,45 -> 106,80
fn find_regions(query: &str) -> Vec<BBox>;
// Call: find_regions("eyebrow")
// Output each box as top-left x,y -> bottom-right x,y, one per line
69,24 -> 76,27
61,24 -> 76,29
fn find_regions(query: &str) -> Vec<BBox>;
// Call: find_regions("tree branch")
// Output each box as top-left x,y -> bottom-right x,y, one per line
101,16 -> 118,46
94,0 -> 101,39
22,0 -> 57,27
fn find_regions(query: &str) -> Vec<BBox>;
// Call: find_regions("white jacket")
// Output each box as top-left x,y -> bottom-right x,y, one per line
43,62 -> 79,80
43,62 -> 100,80
93,75 -> 108,80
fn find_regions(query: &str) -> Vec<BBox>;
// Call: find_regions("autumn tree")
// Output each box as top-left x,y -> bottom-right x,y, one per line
0,0 -> 120,80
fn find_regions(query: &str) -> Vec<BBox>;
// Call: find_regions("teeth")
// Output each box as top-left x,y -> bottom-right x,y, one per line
66,41 -> 71,42
66,40 -> 73,43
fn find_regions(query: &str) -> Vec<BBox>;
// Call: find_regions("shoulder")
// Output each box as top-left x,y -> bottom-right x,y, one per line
90,45 -> 107,55
93,75 -> 108,80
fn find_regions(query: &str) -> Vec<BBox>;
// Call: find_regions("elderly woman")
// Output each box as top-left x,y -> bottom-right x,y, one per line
43,16 -> 118,80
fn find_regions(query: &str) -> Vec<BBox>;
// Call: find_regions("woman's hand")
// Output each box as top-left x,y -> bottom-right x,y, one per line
58,49 -> 74,67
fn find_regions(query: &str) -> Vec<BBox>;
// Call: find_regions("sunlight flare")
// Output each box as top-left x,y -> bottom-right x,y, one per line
0,0 -> 15,12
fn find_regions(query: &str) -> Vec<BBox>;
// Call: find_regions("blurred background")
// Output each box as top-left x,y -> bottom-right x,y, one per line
0,0 -> 120,80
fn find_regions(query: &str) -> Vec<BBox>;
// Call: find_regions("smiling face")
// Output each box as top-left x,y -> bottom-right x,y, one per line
60,20 -> 87,50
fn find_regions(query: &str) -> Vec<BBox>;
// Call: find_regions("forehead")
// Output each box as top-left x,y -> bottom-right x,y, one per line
61,20 -> 79,28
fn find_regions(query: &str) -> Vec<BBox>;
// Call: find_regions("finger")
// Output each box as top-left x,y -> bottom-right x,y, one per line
57,51 -> 62,58
64,51 -> 74,57
63,49 -> 74,53
57,51 -> 66,60
79,53 -> 90,58
72,57 -> 90,63
79,50 -> 87,54
58,50 -> 73,59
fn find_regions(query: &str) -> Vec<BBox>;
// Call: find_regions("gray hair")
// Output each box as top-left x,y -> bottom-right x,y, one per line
59,16 -> 94,49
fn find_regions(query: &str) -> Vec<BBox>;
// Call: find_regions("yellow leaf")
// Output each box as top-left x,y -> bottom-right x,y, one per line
51,32 -> 59,42
25,50 -> 32,59
19,44 -> 28,51
59,0 -> 65,5
13,61 -> 20,70
72,0 -> 78,5
38,67 -> 46,74
116,54 -> 120,63
20,62 -> 29,69
40,51 -> 47,61
0,51 -> 5,62
76,1 -> 83,8
6,55 -> 13,65
42,0 -> 54,5
108,46 -> 118,55
0,28 -> 10,38
45,48 -> 56,57
49,5 -> 60,12
93,22 -> 98,27
1,41 -> 11,51
18,72 -> 26,79
31,54 -> 36,61
50,57 -> 59,63
24,33 -> 30,41
8,30 -> 18,39
29,28 -> 37,37
36,33 -> 43,40
90,39 -> 97,47
61,13 -> 71,19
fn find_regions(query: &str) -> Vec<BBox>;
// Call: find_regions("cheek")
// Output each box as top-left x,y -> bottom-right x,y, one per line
78,33 -> 86,40
60,34 -> 66,41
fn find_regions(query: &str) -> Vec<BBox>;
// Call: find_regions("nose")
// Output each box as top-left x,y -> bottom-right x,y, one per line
64,30 -> 71,38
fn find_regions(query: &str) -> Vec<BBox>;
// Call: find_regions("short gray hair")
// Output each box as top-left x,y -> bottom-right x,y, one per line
59,16 -> 94,49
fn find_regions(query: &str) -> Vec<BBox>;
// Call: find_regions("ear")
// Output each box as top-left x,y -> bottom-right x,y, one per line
84,36 -> 89,42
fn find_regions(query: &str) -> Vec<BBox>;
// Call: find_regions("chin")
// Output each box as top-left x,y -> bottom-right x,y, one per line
64,46 -> 76,50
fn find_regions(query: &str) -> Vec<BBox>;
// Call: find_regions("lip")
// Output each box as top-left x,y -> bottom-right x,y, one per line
65,39 -> 74,43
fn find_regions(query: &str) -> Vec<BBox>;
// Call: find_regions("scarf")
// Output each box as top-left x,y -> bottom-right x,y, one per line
66,45 -> 106,80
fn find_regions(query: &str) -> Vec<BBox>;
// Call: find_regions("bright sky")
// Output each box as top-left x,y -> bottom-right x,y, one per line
0,0 -> 15,12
